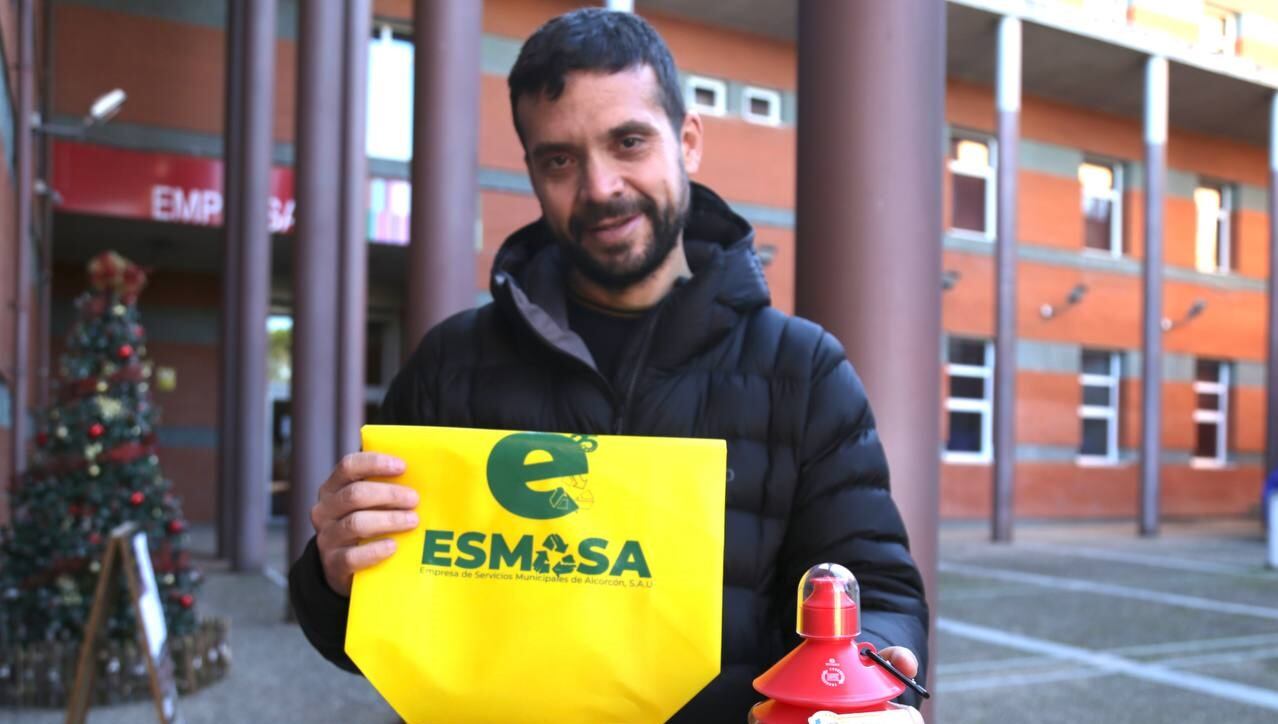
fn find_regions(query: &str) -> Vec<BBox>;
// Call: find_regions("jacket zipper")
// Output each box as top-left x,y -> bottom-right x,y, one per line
612,301 -> 666,435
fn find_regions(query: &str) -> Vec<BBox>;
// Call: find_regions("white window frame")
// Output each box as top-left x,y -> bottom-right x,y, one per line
685,75 -> 727,117
948,133 -> 998,242
1192,360 -> 1230,468
944,339 -> 994,464
1078,351 -> 1121,465
1080,160 -> 1124,257
1194,181 -> 1233,274
741,86 -> 782,126
1201,3 -> 1240,56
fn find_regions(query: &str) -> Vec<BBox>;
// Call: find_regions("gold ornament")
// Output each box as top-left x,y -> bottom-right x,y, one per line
55,426 -> 68,439
96,381 -> 109,393
88,465 -> 101,477
112,304 -> 126,316
89,561 -> 101,573
95,396 -> 126,420
143,364 -> 153,379
85,443 -> 103,460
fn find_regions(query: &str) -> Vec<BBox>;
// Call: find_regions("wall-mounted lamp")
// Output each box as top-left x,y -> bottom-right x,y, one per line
1161,299 -> 1206,332
941,269 -> 962,292
33,87 -> 127,139
1040,283 -> 1089,319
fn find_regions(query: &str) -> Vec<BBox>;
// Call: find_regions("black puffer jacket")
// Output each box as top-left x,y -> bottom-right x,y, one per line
289,183 -> 928,722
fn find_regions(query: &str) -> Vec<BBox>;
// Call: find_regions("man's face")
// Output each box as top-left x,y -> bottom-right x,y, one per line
516,66 -> 703,290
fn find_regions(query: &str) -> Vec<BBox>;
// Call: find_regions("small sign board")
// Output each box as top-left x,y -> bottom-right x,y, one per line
65,522 -> 184,724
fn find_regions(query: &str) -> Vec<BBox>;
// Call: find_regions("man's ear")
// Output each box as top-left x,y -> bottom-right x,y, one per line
680,111 -> 704,175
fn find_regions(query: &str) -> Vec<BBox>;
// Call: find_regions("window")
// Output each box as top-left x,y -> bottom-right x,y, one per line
1079,350 -> 1120,463
742,86 -> 782,126
1194,182 -> 1233,274
949,136 -> 996,239
1201,4 -> 1239,55
685,75 -> 727,117
366,25 -> 414,161
1193,358 -> 1230,466
1079,161 -> 1123,255
945,338 -> 994,462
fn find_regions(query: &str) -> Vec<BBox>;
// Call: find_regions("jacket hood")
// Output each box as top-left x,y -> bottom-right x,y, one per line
489,183 -> 772,372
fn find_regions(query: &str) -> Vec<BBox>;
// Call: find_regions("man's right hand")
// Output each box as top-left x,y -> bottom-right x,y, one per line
311,453 -> 419,597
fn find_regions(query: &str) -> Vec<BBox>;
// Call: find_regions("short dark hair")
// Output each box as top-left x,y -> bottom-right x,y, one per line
507,8 -> 686,145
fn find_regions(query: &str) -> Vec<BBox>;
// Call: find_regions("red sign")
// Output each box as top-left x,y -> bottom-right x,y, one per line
51,141 -> 410,244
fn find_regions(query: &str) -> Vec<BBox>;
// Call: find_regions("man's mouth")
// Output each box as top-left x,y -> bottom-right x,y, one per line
586,214 -> 642,245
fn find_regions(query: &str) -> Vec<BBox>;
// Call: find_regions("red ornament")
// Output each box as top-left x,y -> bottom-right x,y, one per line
36,432 -> 48,447
88,532 -> 102,546
117,344 -> 134,360
129,491 -> 145,506
167,519 -> 185,535
179,594 -> 194,609
88,423 -> 105,439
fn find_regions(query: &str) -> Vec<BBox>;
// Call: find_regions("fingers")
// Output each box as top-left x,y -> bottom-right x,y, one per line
312,480 -> 420,533
318,509 -> 420,550
322,539 -> 398,597
319,453 -> 406,499
878,646 -> 919,679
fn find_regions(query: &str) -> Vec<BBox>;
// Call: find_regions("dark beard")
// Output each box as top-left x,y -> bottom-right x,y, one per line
554,177 -> 690,292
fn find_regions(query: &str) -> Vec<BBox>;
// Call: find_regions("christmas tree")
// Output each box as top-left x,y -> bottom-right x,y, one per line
1,251 -> 200,646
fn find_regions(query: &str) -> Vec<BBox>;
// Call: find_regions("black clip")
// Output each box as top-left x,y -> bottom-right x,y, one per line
860,647 -> 930,700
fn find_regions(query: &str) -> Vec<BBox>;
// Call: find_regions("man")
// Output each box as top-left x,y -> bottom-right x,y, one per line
289,8 -> 928,721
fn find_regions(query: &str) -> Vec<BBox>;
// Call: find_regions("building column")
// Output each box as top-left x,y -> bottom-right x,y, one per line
406,0 -> 482,351
992,16 -> 1021,543
223,0 -> 277,572
290,1 -> 345,567
217,0 -> 245,562
795,0 -> 944,697
338,0 -> 371,457
10,0 -> 35,484
1141,56 -> 1169,537
1266,91 -> 1278,479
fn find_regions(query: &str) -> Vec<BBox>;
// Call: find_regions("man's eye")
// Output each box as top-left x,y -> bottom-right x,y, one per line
547,155 -> 570,168
620,136 -> 644,150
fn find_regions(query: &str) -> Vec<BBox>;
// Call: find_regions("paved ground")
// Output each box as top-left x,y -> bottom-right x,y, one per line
933,518 -> 1278,724
3,517 -> 1276,722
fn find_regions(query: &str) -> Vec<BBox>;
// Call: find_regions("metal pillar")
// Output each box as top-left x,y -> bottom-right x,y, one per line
795,0 -> 944,705
338,0 -> 371,456
406,0 -> 482,352
225,0 -> 277,572
11,0 -> 35,484
1141,57 -> 1169,537
290,0 -> 344,567
992,16 -> 1021,543
217,0 -> 245,562
1266,91 -> 1278,480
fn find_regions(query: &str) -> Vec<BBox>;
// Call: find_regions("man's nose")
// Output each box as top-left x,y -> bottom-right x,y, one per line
579,156 -> 625,206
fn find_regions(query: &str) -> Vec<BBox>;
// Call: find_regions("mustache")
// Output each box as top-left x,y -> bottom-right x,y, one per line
568,195 -> 656,238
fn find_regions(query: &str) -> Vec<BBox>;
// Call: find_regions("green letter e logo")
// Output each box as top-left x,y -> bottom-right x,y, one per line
487,432 -> 588,519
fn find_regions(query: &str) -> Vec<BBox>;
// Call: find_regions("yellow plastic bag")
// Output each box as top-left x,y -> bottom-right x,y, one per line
348,425 -> 727,724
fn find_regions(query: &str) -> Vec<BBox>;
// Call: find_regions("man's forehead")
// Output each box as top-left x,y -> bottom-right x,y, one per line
516,66 -> 667,138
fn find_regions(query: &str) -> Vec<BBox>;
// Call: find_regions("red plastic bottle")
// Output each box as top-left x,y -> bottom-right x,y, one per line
748,564 -> 923,723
